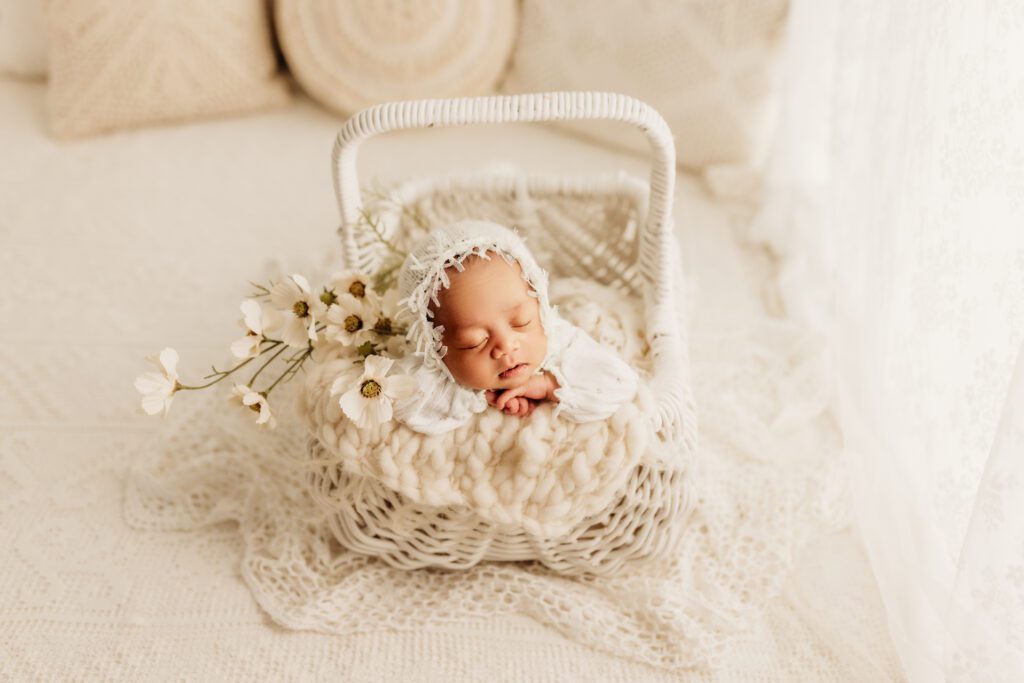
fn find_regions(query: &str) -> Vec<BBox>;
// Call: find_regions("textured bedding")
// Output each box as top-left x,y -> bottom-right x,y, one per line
0,79 -> 903,680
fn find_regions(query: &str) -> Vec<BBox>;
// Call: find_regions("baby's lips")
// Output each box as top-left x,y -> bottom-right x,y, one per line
498,361 -> 527,379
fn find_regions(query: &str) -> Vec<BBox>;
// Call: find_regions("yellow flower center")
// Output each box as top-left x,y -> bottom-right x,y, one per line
344,315 -> 363,333
349,281 -> 366,298
373,317 -> 393,335
293,300 -> 310,317
248,401 -> 262,414
360,379 -> 382,398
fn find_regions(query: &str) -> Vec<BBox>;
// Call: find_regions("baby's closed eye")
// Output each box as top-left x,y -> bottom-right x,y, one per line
457,318 -> 532,350
459,337 -> 487,351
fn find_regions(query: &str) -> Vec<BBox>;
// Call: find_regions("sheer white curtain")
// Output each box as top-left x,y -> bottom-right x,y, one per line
751,1 -> 1024,680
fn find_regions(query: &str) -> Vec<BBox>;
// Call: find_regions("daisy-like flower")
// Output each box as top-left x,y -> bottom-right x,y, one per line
331,355 -> 417,429
328,270 -> 372,301
368,286 -> 402,337
367,287 -> 408,357
230,299 -> 283,359
269,274 -> 326,349
310,328 -> 359,363
324,293 -> 375,347
134,347 -> 181,416
228,384 -> 276,430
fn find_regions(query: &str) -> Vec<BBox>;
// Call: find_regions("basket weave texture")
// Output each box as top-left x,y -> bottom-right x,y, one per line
303,92 -> 699,576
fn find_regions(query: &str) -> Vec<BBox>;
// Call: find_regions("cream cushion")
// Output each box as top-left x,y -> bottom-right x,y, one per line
42,0 -> 290,139
500,0 -> 789,173
0,0 -> 49,78
274,0 -> 517,115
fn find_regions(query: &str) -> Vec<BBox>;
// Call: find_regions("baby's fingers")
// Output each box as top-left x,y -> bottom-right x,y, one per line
505,398 -> 528,416
496,386 -> 527,411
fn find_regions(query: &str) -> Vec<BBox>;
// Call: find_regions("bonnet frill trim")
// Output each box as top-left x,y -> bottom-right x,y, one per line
394,220 -> 556,395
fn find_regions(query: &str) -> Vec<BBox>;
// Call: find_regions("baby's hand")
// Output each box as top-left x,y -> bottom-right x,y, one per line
486,390 -> 536,418
486,372 -> 559,419
505,396 -> 536,418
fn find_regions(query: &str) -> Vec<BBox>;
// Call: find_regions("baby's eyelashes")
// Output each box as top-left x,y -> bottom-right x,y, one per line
457,321 -> 530,349
458,337 -> 487,350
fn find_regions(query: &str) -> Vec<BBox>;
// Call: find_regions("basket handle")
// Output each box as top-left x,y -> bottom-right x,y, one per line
331,91 -> 676,287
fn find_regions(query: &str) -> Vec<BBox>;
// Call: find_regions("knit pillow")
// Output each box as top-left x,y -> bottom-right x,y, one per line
274,0 -> 517,116
500,0 -> 789,174
41,0 -> 291,139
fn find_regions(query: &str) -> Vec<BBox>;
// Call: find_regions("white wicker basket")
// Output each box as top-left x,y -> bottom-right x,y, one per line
304,91 -> 698,577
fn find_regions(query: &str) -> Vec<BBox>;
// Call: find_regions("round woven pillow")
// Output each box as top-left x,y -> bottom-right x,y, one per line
274,0 -> 518,115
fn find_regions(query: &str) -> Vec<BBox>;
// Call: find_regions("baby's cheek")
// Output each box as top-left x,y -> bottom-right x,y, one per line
534,329 -> 548,360
446,351 -> 495,391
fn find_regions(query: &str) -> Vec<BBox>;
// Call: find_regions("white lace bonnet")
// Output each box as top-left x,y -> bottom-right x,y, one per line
396,219 -> 554,385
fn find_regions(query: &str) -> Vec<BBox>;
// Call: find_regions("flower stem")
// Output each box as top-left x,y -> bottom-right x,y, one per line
180,339 -> 284,391
180,355 -> 256,391
265,348 -> 311,395
247,342 -> 287,386
357,207 -> 405,257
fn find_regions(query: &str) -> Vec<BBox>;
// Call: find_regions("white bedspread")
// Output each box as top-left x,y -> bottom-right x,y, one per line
0,79 -> 903,681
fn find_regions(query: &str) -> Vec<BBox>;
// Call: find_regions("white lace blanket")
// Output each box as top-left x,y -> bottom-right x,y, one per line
124,303 -> 849,672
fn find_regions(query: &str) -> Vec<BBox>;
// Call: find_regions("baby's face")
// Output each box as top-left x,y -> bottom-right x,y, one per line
430,254 -> 548,391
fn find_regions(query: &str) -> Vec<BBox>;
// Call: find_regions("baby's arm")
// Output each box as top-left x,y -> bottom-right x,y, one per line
393,357 -> 488,433
543,317 -> 639,423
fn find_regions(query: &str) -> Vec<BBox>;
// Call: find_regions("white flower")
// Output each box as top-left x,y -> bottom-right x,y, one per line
332,355 -> 417,429
366,287 -> 408,357
310,328 -> 359,363
367,286 -> 403,338
269,274 -> 326,349
228,384 -> 276,430
329,270 -> 372,301
325,293 -> 375,347
134,347 -> 181,416
230,299 -> 283,359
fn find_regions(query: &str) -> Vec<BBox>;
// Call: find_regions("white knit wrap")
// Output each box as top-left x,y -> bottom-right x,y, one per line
395,219 -> 555,386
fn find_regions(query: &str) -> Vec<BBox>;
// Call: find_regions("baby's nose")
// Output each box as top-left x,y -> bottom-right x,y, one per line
491,334 -> 518,359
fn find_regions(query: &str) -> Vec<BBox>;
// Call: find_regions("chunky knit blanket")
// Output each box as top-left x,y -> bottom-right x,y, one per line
299,277 -> 677,539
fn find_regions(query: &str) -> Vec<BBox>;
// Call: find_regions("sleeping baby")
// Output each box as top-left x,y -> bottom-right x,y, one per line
392,219 -> 639,435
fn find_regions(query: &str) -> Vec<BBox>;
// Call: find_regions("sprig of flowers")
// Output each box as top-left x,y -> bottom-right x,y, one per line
135,201 -> 429,430
135,268 -> 414,429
